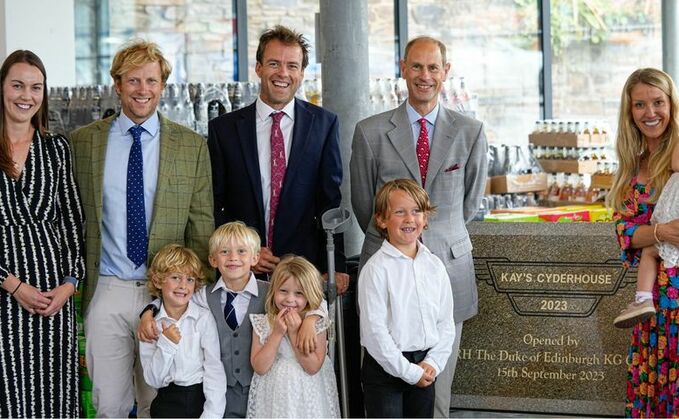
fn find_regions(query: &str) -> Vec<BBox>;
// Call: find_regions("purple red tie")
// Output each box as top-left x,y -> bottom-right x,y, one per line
416,118 -> 430,186
268,112 -> 286,247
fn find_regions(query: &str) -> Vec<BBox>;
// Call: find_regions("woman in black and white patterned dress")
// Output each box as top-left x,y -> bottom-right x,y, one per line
0,50 -> 85,417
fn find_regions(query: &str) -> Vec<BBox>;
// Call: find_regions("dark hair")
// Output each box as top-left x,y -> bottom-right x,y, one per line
0,50 -> 48,178
256,25 -> 310,69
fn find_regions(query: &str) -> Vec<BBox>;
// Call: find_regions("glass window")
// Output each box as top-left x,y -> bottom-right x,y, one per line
246,0 -> 320,81
74,0 -> 234,85
368,0 -> 397,78
551,0 -> 662,136
408,0 -> 541,145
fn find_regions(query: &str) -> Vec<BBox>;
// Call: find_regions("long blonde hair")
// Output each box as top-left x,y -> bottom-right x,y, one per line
607,68 -> 679,213
264,256 -> 324,326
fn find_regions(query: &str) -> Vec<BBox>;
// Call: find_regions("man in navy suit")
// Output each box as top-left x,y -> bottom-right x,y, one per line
208,25 -> 348,301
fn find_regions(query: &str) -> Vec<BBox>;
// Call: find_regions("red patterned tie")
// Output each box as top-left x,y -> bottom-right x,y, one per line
268,112 -> 286,247
416,118 -> 430,186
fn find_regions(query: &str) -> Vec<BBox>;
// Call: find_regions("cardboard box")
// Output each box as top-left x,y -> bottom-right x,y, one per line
490,173 -> 548,193
537,209 -> 591,222
537,159 -> 599,174
529,132 -> 608,147
591,173 -> 614,189
484,213 -> 541,222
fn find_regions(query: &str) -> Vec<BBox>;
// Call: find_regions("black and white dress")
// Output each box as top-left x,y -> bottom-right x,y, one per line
0,131 -> 85,417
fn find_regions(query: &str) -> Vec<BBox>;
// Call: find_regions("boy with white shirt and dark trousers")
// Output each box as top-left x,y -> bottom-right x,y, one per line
140,244 -> 226,418
358,179 -> 455,418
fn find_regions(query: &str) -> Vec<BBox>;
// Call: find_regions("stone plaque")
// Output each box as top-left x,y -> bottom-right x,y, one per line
451,222 -> 634,416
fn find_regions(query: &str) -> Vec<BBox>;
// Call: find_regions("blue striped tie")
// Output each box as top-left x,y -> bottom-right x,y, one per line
224,291 -> 239,330
127,125 -> 147,268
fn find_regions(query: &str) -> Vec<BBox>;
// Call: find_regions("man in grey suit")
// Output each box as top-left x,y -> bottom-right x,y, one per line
350,36 -> 488,418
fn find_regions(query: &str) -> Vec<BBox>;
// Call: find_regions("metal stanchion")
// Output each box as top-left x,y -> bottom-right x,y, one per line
321,208 -> 352,418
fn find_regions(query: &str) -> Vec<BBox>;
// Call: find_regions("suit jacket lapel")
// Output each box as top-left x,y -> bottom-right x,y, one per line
426,106 -> 456,188
90,116 -> 114,227
285,99 -> 312,189
387,103 -> 421,181
149,113 -> 178,238
238,103 -> 265,220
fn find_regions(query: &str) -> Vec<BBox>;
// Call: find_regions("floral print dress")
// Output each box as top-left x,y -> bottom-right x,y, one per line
615,177 -> 679,417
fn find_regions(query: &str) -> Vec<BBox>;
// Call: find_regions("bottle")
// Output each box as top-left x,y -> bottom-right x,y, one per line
559,174 -> 574,201
458,77 -> 470,113
193,83 -> 208,137
573,175 -> 586,202
231,82 -> 244,111
548,174 -> 561,202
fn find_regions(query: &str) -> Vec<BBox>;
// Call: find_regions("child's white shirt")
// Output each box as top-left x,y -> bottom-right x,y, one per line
139,301 -> 226,418
358,240 -> 456,385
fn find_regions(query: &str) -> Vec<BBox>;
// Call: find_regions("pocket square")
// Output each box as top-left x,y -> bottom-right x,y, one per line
444,163 -> 460,172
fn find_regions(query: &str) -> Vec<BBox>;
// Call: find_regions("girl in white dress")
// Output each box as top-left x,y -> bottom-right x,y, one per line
247,256 -> 340,418
614,141 -> 679,328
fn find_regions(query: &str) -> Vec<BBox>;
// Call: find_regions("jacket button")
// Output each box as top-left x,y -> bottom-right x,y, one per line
235,368 -> 240,373
233,332 -> 238,337
234,350 -> 239,355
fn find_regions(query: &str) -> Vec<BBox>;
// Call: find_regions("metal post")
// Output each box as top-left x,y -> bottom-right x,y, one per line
319,0 -> 370,259
663,0 -> 679,82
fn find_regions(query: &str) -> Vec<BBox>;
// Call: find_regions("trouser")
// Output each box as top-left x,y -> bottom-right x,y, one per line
225,382 -> 249,418
434,321 -> 464,418
150,383 -> 205,418
362,349 -> 435,418
85,275 -> 156,418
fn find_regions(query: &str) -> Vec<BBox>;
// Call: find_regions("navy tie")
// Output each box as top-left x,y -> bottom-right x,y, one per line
224,291 -> 239,330
127,125 -> 147,268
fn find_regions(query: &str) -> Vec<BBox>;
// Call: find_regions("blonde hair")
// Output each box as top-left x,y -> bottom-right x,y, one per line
110,39 -> 172,84
147,244 -> 206,297
373,178 -> 437,237
209,221 -> 261,256
608,68 -> 679,213
264,256 -> 324,325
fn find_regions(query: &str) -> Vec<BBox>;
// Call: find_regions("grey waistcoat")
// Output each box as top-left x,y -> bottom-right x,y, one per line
206,279 -> 269,387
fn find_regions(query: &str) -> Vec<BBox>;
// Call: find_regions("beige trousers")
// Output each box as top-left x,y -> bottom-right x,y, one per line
85,276 -> 156,418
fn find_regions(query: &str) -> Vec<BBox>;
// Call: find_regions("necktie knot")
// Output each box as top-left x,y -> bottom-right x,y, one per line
271,112 -> 284,125
418,118 -> 427,129
129,125 -> 145,143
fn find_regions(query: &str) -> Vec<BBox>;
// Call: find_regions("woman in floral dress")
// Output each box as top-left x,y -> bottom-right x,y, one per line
609,68 -> 679,417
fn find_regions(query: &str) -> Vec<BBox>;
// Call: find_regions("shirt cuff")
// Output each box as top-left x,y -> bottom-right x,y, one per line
62,276 -> 79,288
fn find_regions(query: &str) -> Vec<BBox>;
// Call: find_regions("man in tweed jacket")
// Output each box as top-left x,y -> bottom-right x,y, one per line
70,40 -> 213,418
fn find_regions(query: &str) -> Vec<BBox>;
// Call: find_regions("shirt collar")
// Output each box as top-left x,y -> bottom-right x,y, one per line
256,96 -> 295,123
157,299 -> 199,322
117,110 -> 160,138
212,272 -> 260,297
380,238 -> 430,259
406,101 -> 439,127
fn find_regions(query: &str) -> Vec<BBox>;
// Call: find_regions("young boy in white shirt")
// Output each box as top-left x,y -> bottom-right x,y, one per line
358,179 -> 455,418
139,244 -> 226,418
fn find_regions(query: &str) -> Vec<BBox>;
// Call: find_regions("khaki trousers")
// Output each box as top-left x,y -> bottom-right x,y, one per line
85,275 -> 156,418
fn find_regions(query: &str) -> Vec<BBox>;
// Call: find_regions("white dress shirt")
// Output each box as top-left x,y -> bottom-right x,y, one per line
139,301 -> 226,418
358,240 -> 455,385
255,97 -> 295,232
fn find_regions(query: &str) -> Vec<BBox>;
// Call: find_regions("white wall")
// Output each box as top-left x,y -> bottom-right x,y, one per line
0,0 -> 75,86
